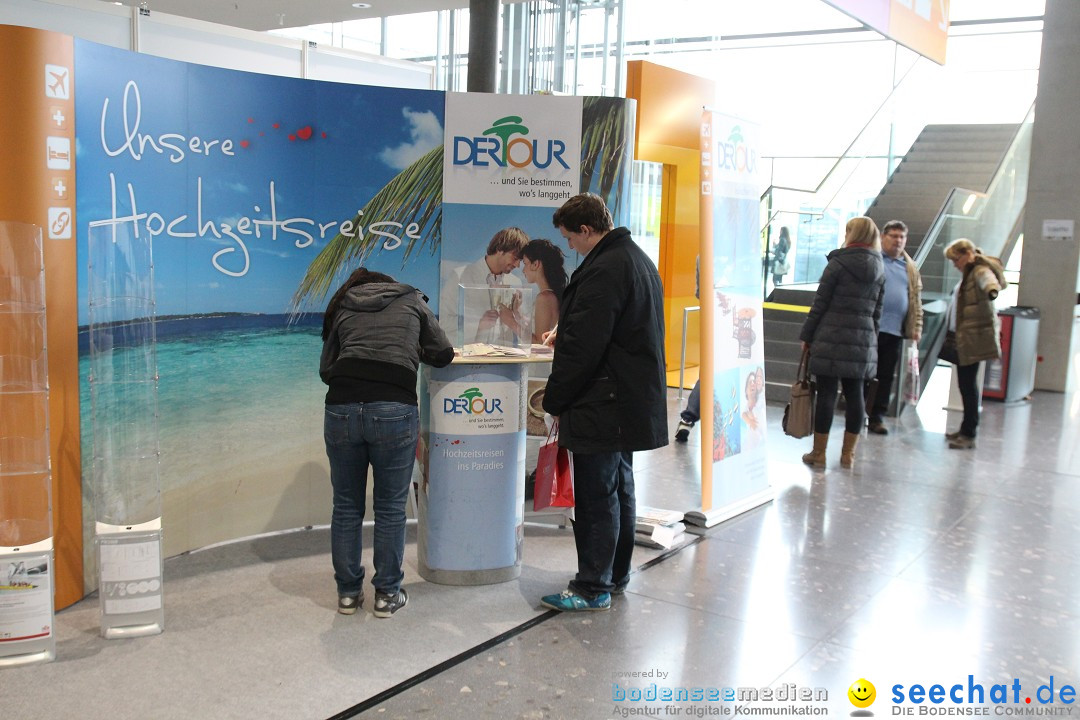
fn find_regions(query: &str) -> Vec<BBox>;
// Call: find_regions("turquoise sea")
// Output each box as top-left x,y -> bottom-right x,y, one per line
77,315 -> 331,549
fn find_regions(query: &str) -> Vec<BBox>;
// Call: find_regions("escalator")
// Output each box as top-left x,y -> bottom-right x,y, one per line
763,108 -> 1035,410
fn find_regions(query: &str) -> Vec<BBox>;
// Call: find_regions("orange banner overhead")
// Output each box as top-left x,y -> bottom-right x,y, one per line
822,0 -> 950,65
889,0 -> 950,65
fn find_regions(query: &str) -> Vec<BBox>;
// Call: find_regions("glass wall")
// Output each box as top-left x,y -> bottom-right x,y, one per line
272,0 -> 1044,288
630,161 -> 663,269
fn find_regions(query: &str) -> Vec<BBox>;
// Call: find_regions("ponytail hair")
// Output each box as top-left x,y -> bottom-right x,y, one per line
322,267 -> 396,340
522,238 -> 568,299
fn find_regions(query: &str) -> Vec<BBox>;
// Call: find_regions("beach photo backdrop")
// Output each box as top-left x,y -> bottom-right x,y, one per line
74,40 -> 445,555
68,40 -> 637,560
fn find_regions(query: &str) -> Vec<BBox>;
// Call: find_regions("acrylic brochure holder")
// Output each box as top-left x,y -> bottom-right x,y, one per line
457,284 -> 536,352
0,222 -> 56,667
87,220 -> 164,639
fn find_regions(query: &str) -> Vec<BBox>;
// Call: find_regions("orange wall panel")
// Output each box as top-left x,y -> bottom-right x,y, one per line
0,25 -> 83,609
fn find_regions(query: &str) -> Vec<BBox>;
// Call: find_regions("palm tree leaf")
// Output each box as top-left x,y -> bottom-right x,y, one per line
290,145 -> 443,313
580,96 -> 633,218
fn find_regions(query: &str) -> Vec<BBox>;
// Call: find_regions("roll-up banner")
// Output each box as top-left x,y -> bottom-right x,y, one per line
698,109 -> 771,519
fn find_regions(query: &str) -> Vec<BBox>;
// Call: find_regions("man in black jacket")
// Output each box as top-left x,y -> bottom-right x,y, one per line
540,193 -> 668,612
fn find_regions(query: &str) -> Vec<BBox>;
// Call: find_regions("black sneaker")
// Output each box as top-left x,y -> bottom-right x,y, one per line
674,420 -> 694,443
611,580 -> 629,595
373,588 -> 409,618
338,593 -> 362,615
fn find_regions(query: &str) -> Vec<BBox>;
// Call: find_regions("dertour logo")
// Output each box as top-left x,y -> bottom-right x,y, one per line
715,125 -> 758,175
452,115 -> 570,170
443,387 -> 503,416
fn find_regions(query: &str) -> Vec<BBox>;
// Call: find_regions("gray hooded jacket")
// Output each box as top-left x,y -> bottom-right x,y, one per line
799,246 -> 885,380
320,282 -> 453,404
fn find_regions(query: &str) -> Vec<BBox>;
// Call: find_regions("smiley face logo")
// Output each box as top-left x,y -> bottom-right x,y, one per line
848,678 -> 876,708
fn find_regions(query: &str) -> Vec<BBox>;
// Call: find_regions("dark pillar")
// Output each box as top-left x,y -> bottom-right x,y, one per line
467,0 -> 499,92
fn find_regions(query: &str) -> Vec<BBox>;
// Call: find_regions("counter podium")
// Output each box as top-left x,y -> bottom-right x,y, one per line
417,355 -> 550,585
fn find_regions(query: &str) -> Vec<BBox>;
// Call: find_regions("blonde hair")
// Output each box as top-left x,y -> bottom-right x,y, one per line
845,217 -> 881,251
944,238 -> 977,261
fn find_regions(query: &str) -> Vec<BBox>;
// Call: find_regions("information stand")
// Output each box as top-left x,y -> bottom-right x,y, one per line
0,222 -> 56,666
417,356 -> 549,585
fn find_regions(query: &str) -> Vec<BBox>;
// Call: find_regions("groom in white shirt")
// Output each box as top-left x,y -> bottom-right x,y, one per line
439,227 -> 530,345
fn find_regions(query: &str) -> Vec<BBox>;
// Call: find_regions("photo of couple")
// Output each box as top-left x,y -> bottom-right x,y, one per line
439,204 -> 579,349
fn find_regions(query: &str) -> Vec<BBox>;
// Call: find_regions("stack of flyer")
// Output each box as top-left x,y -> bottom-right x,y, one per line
634,506 -> 686,549
460,343 -> 529,358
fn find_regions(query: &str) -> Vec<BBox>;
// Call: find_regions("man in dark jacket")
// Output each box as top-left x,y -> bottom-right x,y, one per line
540,193 -> 668,612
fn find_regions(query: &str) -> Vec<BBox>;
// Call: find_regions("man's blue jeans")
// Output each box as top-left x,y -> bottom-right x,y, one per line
681,381 -> 701,423
324,402 -> 418,597
567,451 -> 636,599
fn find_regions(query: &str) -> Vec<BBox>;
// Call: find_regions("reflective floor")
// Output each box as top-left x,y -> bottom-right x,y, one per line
4,369 -> 1079,719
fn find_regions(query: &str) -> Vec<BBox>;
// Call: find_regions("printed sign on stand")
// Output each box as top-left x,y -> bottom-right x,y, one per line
96,526 -> 164,639
0,555 -> 53,644
99,536 -> 163,616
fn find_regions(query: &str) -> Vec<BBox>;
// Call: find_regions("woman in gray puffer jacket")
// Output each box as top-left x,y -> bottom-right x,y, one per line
320,268 -> 453,618
798,217 -> 885,470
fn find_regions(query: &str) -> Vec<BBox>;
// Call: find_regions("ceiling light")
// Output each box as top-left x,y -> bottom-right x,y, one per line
352,2 -> 372,8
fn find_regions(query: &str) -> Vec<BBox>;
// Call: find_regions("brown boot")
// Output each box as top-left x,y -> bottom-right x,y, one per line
840,431 -> 859,469
801,432 -> 828,467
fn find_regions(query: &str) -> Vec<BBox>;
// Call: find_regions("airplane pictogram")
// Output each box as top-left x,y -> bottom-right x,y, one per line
45,64 -> 70,99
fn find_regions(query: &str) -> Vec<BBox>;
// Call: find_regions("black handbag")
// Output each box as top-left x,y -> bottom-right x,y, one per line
782,349 -> 815,438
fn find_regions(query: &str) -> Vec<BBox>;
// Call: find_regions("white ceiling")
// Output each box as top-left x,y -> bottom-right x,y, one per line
104,0 -> 491,31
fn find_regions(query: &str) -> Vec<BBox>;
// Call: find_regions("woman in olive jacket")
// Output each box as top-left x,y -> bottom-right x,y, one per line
799,217 -> 885,469
940,238 -> 1007,449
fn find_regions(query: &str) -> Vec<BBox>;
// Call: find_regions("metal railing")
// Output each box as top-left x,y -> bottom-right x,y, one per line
678,305 -> 699,400
896,103 -> 1035,414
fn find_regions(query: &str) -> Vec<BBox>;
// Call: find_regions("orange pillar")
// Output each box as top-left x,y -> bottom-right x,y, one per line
625,61 -> 715,380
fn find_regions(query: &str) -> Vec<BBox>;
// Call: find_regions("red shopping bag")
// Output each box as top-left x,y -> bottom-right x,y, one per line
533,421 -> 575,511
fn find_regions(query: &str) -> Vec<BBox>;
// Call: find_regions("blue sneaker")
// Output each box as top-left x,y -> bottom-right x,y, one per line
541,590 -> 611,612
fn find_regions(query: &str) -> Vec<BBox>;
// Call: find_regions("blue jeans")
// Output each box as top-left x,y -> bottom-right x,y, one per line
324,402 -> 419,597
567,451 -> 636,599
681,380 -> 701,424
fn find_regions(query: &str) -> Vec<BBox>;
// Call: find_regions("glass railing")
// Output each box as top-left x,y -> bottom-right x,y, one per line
760,58 -> 929,296
901,103 -> 1035,407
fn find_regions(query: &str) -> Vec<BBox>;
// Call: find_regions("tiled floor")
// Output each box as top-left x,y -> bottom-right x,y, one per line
3,369 -> 1079,719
